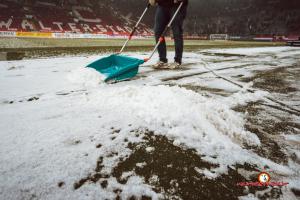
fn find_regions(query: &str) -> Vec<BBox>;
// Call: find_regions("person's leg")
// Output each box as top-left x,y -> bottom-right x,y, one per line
171,5 -> 187,64
154,6 -> 170,63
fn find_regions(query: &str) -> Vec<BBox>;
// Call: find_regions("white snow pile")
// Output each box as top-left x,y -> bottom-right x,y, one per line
67,67 -> 106,87
89,84 -> 260,147
83,84 -> 291,175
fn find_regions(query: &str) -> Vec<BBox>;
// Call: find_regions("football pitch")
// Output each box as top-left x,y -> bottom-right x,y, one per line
0,38 -> 285,58
1,46 -> 299,199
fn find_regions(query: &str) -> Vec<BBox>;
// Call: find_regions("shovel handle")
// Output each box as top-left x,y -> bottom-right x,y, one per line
119,3 -> 151,54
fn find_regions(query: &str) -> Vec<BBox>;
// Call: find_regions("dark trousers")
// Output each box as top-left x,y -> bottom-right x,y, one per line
154,5 -> 187,64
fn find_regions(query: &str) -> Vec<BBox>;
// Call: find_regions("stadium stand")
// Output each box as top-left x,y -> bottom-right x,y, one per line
0,0 -> 152,36
0,0 -> 299,38
185,0 -> 300,37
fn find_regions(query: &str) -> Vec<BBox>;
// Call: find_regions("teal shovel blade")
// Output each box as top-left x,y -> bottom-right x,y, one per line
87,54 -> 145,82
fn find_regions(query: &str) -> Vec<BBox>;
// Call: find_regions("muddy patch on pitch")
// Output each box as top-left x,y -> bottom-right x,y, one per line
113,133 -> 283,200
234,63 -> 300,164
74,131 -> 285,199
202,52 -> 247,58
73,156 -> 110,190
179,84 -> 232,97
1,96 -> 40,105
233,101 -> 300,165
240,66 -> 298,94
166,83 -> 233,97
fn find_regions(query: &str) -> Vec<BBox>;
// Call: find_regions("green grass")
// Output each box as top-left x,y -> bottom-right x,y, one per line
0,38 -> 284,49
0,38 -> 285,58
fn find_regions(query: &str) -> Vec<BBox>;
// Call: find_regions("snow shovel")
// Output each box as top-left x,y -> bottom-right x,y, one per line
87,2 -> 184,82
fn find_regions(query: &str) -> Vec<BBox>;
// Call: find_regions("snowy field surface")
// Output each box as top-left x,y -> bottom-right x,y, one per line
0,47 -> 299,200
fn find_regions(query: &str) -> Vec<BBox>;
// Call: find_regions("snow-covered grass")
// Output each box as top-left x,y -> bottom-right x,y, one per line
0,47 -> 299,199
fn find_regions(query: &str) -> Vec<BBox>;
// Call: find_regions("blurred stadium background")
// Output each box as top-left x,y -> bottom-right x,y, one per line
0,0 -> 299,41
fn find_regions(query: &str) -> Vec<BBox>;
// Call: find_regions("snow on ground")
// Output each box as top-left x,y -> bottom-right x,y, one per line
0,47 -> 299,199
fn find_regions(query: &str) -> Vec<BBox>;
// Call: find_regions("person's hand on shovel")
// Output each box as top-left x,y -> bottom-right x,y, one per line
149,0 -> 156,6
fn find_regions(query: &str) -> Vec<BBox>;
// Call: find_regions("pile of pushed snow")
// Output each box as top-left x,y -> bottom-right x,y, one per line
89,85 -> 260,146
67,67 -> 106,87
82,84 -> 291,175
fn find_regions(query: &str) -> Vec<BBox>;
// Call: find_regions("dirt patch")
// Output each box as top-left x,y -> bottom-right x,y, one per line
201,52 -> 247,57
2,96 -> 40,105
234,102 -> 299,136
241,66 -> 298,94
73,156 -> 109,190
244,124 -> 288,165
74,130 -> 285,199
2,100 -> 15,105
233,102 -> 297,165
27,97 -> 40,102
178,84 -> 232,97
58,182 -> 65,188
161,63 -> 257,82
210,59 -> 239,63
0,52 -> 25,61
113,133 -> 283,200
